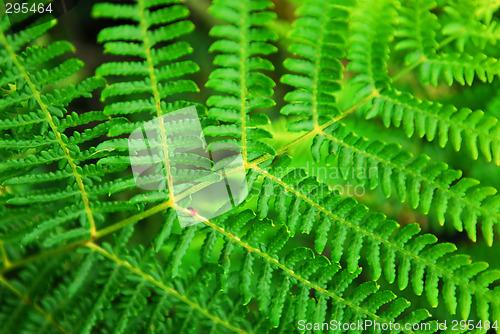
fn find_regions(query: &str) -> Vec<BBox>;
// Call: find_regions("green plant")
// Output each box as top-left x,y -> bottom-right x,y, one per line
1,0 -> 500,332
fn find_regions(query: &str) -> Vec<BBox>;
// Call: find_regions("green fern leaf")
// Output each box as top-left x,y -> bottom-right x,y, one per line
280,0 -> 347,130
206,0 -> 277,162
366,88 -> 500,165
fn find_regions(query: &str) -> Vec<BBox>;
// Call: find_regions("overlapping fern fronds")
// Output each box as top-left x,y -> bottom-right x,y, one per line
347,0 -> 397,94
1,0 -> 500,333
90,0 -> 204,220
250,156 -> 500,320
280,0 -> 347,131
358,0 -> 500,166
92,0 -> 200,142
0,14 -> 119,247
205,0 -> 277,162
310,122 -> 500,244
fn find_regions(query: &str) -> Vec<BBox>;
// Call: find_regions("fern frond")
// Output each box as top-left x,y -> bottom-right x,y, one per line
396,0 -> 500,86
93,0 -> 200,124
474,0 -> 500,24
0,110 -> 46,130
2,0 -> 500,331
280,0 -> 347,131
442,0 -> 500,51
0,16 -> 109,243
347,0 -> 398,94
419,52 -> 500,86
176,209 -> 437,331
395,0 -> 439,63
248,157 -> 500,321
91,0 -> 211,229
314,122 -> 500,244
1,229 -> 252,334
2,191 -> 443,333
206,0 -> 277,162
0,264 -> 71,334
364,89 -> 500,165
